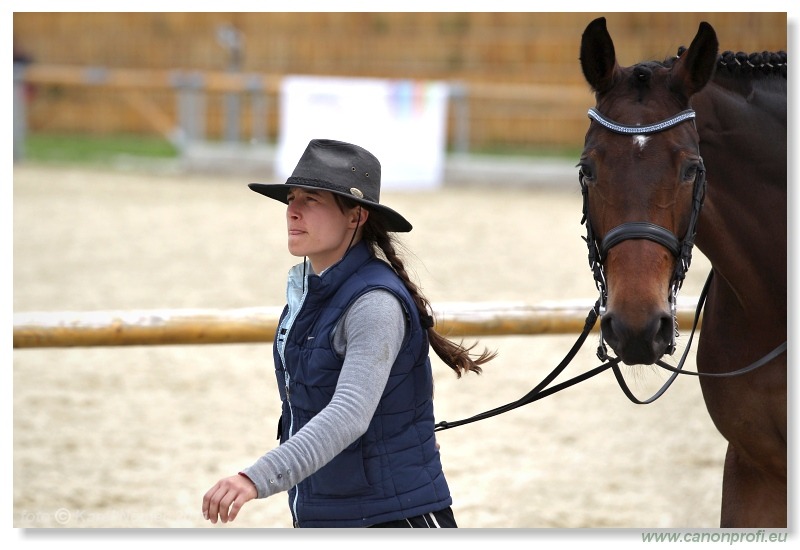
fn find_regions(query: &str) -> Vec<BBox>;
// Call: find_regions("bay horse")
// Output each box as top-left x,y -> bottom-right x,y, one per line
578,18 -> 787,527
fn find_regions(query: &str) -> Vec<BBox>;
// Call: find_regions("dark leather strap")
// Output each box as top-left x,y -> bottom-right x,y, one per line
434,301 -> 616,431
600,222 -> 681,258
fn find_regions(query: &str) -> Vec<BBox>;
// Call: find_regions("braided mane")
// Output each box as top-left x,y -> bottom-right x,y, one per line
665,46 -> 787,78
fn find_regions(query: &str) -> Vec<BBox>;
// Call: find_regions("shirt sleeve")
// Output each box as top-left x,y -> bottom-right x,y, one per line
241,289 -> 407,498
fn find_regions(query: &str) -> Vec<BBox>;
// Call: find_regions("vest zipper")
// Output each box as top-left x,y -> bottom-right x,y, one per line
278,266 -> 309,528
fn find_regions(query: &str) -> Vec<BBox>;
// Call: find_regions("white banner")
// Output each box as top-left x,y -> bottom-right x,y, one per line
277,76 -> 449,190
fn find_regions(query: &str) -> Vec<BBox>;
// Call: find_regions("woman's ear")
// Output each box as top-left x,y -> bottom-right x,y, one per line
351,206 -> 369,228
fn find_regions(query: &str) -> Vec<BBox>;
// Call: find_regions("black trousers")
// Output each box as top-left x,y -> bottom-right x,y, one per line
368,506 -> 457,528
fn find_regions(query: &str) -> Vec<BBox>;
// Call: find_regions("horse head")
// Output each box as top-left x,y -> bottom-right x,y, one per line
578,18 -> 718,365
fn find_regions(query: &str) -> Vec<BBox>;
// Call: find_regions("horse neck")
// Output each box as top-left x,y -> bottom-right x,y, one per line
691,75 -> 787,308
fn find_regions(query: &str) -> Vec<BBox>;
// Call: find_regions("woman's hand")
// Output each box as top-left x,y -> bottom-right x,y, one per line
202,474 -> 257,524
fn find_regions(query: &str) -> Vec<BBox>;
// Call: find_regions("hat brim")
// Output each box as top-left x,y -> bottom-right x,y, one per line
248,183 -> 412,232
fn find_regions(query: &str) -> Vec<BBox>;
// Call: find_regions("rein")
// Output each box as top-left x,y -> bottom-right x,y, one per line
434,299 -> 620,432
435,267 -> 784,432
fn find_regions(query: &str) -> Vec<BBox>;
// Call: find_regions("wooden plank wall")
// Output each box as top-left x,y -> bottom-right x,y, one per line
13,12 -> 787,150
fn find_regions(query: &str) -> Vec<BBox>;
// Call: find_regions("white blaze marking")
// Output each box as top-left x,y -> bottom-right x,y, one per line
633,134 -> 650,150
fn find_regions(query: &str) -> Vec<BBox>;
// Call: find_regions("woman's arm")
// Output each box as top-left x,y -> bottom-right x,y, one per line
240,289 -> 405,498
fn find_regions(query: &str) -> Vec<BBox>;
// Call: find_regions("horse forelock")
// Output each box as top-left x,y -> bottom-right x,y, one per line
596,62 -> 683,118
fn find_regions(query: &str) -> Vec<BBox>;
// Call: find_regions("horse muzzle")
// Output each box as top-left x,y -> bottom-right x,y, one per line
600,306 -> 675,365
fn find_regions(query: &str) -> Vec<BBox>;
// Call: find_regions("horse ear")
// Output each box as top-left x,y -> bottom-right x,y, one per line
670,22 -> 719,99
580,17 -> 620,94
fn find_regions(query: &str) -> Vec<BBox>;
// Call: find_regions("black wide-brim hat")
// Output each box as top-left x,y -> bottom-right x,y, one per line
249,139 -> 413,232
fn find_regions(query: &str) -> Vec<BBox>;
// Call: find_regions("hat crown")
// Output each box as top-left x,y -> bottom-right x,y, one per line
288,139 -> 381,203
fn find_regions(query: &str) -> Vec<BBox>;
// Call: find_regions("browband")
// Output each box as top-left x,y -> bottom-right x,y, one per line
588,108 -> 696,135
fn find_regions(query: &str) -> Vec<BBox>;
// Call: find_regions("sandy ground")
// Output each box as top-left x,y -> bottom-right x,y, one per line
12,162 -> 726,532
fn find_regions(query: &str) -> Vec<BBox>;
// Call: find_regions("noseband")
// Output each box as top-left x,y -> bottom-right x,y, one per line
580,107 -> 708,358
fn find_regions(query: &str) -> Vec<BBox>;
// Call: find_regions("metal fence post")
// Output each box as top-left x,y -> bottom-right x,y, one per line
172,71 -> 206,152
449,81 -> 469,154
217,24 -> 243,143
246,74 -> 267,144
13,61 -> 27,161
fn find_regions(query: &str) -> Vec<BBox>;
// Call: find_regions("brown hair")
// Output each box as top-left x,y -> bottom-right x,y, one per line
336,196 -> 496,377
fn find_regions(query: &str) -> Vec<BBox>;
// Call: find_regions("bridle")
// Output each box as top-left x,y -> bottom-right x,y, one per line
433,106 -> 785,432
580,107 -> 707,360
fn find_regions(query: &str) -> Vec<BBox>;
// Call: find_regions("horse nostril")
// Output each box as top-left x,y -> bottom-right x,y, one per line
656,314 -> 675,349
600,313 -> 620,348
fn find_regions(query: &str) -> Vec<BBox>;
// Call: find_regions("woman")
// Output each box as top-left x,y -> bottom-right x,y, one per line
202,139 -> 495,528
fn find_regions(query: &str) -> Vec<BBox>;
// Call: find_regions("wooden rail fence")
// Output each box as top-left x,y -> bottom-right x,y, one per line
14,63 -> 593,156
13,300 -> 701,349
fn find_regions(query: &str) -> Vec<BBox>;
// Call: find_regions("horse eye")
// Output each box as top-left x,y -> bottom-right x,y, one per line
683,165 -> 699,183
579,164 -> 595,181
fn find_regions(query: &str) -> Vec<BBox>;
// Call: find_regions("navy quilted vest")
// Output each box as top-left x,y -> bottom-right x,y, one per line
272,242 -> 451,527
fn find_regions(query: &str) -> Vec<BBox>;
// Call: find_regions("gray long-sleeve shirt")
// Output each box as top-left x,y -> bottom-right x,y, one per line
241,289 -> 406,498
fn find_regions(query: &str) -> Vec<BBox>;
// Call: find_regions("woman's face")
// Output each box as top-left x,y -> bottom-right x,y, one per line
286,187 -> 365,273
